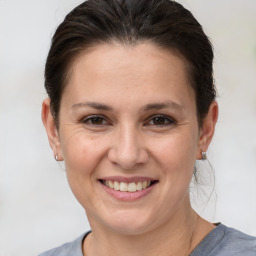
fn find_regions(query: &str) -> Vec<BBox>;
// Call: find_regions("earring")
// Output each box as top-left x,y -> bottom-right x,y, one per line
201,152 -> 207,161
55,153 -> 58,161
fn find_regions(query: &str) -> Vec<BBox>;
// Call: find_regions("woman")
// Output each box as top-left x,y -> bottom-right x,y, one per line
40,0 -> 256,255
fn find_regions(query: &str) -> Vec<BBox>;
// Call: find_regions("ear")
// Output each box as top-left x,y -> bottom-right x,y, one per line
41,98 -> 63,161
196,101 -> 218,160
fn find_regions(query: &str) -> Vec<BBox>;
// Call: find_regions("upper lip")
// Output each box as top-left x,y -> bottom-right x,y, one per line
99,176 -> 158,183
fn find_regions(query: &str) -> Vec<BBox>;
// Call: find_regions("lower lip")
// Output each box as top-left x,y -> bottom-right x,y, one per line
100,182 -> 156,201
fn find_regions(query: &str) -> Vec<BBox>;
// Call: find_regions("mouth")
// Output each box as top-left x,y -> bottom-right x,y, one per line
99,179 -> 159,192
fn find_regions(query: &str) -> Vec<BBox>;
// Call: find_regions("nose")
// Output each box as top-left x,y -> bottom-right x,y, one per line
108,124 -> 149,170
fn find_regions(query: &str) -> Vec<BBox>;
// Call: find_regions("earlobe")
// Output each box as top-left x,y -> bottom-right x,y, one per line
196,101 -> 218,160
41,98 -> 63,161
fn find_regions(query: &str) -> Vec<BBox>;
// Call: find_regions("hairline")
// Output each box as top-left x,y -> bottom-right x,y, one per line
54,39 -> 199,128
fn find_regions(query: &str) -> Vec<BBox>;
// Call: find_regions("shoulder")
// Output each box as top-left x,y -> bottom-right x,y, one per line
191,224 -> 256,256
216,225 -> 256,255
38,232 -> 90,256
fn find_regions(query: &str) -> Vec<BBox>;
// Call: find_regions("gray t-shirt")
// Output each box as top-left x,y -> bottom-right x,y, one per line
39,224 -> 256,256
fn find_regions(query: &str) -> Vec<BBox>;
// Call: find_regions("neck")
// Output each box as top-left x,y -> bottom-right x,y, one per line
83,200 -> 214,256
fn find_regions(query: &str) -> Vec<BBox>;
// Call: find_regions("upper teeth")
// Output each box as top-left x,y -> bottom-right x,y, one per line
103,180 -> 151,192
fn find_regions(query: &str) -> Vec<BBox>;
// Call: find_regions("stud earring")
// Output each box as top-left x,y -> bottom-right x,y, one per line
201,152 -> 207,161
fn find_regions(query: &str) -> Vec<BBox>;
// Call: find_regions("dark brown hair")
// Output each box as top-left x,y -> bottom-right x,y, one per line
45,0 -> 216,127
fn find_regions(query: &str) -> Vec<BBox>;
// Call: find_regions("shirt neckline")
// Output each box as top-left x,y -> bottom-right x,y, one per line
80,224 -> 226,256
189,223 -> 226,256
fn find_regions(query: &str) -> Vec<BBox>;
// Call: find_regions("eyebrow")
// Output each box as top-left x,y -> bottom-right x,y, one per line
71,102 -> 113,111
71,100 -> 184,112
142,101 -> 184,112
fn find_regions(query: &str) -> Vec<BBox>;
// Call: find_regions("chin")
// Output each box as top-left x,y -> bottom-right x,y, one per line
99,208 -> 158,235
108,221 -> 152,235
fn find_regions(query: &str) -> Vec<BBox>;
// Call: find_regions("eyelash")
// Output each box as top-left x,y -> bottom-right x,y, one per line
81,115 -> 110,126
145,115 -> 176,126
81,114 -> 175,127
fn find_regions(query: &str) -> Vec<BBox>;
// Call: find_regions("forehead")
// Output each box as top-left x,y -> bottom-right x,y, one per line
63,42 -> 195,110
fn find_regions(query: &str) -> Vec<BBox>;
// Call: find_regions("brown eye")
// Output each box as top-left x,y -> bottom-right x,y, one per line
82,115 -> 107,125
147,115 -> 175,126
91,117 -> 104,125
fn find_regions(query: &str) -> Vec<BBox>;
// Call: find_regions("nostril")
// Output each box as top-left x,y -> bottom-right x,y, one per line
107,146 -> 149,170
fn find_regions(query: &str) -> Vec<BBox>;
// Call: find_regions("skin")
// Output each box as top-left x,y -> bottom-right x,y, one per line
42,42 -> 218,256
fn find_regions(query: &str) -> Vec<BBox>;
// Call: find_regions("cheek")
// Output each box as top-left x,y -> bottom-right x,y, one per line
152,131 -> 198,165
64,138 -> 93,172
60,132 -> 111,210
60,131 -> 107,191
150,129 -> 198,187
61,130 -> 105,172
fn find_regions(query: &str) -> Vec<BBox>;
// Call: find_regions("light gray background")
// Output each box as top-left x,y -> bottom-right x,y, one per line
0,1 -> 256,255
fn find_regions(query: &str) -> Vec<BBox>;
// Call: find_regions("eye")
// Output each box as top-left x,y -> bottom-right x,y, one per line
146,115 -> 175,126
82,115 -> 108,126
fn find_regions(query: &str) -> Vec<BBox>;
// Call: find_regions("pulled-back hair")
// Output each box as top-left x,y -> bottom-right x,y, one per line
45,0 -> 216,127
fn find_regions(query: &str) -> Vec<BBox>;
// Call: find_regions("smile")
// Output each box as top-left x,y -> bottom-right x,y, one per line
99,178 -> 159,201
101,180 -> 154,192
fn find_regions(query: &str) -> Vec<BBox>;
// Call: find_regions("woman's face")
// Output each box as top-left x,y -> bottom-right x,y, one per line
44,42 -> 215,234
